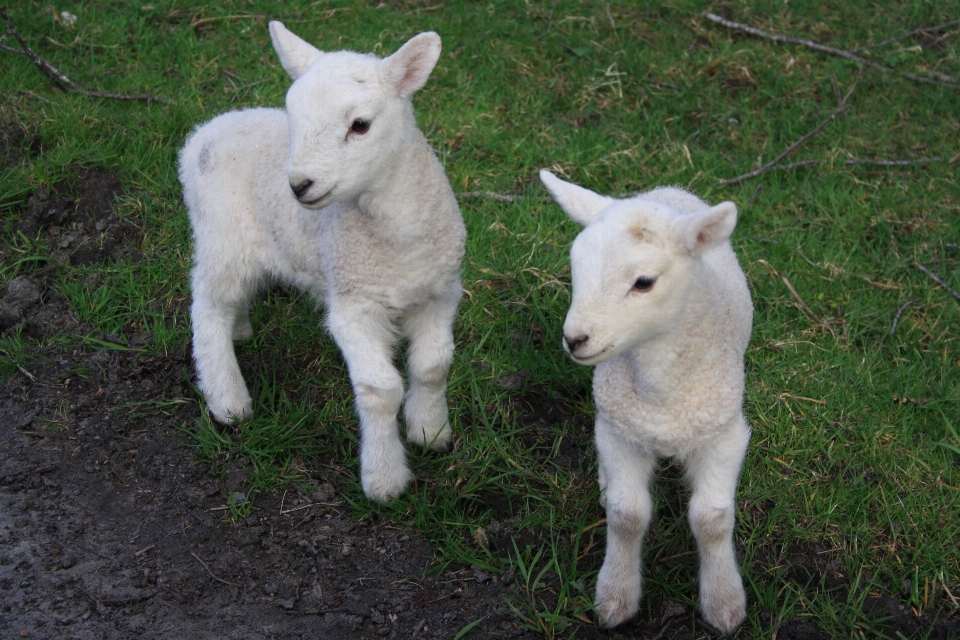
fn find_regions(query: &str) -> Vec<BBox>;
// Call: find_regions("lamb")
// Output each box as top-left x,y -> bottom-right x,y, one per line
539,170 -> 753,633
178,23 -> 466,502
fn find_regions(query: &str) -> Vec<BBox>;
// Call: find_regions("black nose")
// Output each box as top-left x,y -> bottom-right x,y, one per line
564,334 -> 589,353
291,179 -> 313,199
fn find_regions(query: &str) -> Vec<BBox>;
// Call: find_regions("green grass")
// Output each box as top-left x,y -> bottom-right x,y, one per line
2,0 -> 958,637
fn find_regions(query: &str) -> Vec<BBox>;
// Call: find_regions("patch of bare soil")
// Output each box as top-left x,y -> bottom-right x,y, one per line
1,161 -> 957,639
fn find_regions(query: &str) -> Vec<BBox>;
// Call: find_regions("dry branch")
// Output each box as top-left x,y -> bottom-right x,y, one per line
852,19 -> 960,52
718,104 -> 848,185
916,262 -> 960,302
458,191 -> 551,203
190,552 -> 241,588
0,10 -> 170,104
702,12 -> 960,90
890,299 -> 919,334
778,156 -> 951,173
781,275 -> 821,323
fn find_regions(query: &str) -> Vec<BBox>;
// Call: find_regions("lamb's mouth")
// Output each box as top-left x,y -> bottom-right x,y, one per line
299,188 -> 335,208
570,345 -> 613,365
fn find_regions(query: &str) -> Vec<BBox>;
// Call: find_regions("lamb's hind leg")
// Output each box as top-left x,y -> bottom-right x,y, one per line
402,292 -> 459,451
685,418 -> 750,634
191,281 -> 253,424
328,301 -> 411,502
594,416 -> 656,628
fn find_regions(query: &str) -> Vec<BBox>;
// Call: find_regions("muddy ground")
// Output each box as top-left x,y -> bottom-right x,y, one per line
1,142 -> 958,639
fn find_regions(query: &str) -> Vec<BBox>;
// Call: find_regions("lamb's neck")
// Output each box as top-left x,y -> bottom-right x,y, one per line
622,282 -> 719,401
358,127 -> 451,230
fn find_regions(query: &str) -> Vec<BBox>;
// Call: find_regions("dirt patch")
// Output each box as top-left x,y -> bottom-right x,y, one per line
0,119 -> 42,169
16,168 -> 143,267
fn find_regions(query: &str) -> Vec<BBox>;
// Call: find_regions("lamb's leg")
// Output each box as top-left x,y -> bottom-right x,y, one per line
328,302 -> 410,502
401,294 -> 458,451
685,418 -> 750,633
191,291 -> 253,424
594,416 -> 655,628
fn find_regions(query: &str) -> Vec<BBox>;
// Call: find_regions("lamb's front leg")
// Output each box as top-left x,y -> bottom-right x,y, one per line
191,293 -> 253,424
328,302 -> 410,502
685,418 -> 750,633
401,292 -> 459,451
594,416 -> 656,628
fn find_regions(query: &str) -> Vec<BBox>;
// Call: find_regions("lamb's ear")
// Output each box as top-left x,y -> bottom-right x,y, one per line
380,32 -> 441,98
670,201 -> 738,255
539,170 -> 612,227
269,21 -> 324,80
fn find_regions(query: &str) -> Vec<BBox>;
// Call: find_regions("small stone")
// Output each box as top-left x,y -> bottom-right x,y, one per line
311,483 -> 336,503
263,583 -> 278,596
60,554 -> 77,569
340,544 -> 352,556
4,276 -> 41,305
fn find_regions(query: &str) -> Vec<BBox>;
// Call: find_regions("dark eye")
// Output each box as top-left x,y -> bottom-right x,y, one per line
351,118 -> 370,134
632,277 -> 656,292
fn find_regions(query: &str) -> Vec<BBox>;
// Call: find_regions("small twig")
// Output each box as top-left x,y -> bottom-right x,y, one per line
190,552 -> 241,588
781,275 -> 821,322
718,104 -> 849,185
916,262 -> 960,302
419,588 -> 462,605
0,10 -> 170,103
944,582 -> 960,609
537,1 -> 557,39
650,617 -> 678,640
780,393 -> 827,405
702,12 -> 960,89
891,299 -> 919,334
852,19 -> 960,52
778,156 -> 950,173
189,13 -> 258,28
134,543 -> 155,557
605,4 -> 621,41
747,183 -> 762,205
458,191 -> 551,203
656,550 -> 697,563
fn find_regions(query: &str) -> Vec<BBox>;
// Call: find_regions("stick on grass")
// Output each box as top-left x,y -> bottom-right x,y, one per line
0,10 -> 171,103
702,12 -> 960,89
916,262 -> 960,302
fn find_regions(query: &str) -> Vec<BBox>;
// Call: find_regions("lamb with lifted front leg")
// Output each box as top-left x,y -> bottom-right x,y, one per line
540,170 -> 753,633
179,23 -> 466,502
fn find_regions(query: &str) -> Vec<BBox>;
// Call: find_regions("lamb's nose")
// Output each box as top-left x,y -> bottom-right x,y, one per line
564,334 -> 589,353
290,179 -> 313,199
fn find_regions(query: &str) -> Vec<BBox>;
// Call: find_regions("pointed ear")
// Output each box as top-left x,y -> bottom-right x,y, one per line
269,21 -> 324,80
539,170 -> 612,226
379,32 -> 441,98
670,201 -> 738,255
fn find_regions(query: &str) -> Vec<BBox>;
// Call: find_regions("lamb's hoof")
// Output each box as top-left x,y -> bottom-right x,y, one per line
700,579 -> 746,634
206,397 -> 252,425
407,422 -> 452,452
361,463 -> 413,502
594,579 -> 641,628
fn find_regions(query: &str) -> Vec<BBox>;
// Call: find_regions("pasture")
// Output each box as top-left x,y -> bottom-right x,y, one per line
1,1 -> 957,638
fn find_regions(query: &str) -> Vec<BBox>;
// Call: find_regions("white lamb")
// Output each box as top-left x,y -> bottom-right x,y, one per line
178,23 -> 466,502
540,170 -> 752,633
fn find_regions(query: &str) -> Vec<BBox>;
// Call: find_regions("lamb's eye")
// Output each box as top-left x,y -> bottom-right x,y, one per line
350,118 -> 370,134
632,277 -> 656,292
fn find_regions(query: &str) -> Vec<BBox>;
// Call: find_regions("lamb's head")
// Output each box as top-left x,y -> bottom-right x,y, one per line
540,170 -> 738,365
269,22 -> 441,209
